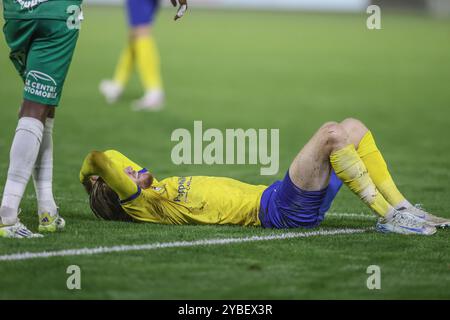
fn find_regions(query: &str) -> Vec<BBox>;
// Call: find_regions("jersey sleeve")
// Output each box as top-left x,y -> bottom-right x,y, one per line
104,149 -> 144,171
104,149 -> 159,184
79,150 -> 138,201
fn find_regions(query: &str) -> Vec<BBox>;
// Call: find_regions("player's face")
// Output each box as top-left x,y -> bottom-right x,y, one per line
124,166 -> 153,189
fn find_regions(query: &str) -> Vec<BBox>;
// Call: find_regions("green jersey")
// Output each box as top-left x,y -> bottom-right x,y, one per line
3,0 -> 83,20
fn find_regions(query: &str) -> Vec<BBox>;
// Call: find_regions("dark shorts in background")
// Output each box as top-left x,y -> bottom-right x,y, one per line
259,171 -> 343,229
126,0 -> 160,27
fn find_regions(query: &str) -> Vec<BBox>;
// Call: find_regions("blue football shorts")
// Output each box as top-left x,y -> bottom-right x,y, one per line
259,171 -> 343,229
126,0 -> 159,27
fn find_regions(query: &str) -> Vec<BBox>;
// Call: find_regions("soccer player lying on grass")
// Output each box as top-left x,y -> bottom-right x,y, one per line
80,118 -> 450,235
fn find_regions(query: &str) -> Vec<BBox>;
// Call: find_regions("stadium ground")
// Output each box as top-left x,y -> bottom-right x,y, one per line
0,7 -> 449,299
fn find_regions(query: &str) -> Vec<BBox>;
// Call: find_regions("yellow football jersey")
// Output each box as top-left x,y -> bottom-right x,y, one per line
123,176 -> 266,226
81,150 -> 267,226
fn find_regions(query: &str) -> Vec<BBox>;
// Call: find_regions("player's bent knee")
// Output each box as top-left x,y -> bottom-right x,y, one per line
341,117 -> 365,128
319,123 -> 348,151
319,121 -> 339,131
340,118 -> 368,142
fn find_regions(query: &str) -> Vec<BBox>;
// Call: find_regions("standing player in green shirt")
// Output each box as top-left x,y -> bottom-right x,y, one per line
0,0 -> 188,238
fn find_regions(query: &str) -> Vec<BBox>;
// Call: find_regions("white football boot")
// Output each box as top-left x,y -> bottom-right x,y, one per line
0,221 -> 43,239
399,204 -> 450,228
99,80 -> 123,104
132,89 -> 164,111
376,210 -> 436,235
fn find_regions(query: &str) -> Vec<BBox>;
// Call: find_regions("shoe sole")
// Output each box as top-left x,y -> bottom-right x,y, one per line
376,223 -> 436,236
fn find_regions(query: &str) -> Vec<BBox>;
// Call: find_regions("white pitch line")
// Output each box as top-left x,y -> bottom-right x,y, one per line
327,212 -> 376,220
0,228 -> 368,262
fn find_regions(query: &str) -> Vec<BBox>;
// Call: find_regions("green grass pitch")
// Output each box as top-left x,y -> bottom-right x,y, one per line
0,6 -> 450,299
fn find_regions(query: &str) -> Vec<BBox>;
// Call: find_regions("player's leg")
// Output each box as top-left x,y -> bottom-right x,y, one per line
326,119 -> 435,234
100,0 -> 163,109
0,20 -> 46,238
0,101 -> 49,238
100,0 -> 141,104
32,108 -> 65,232
289,122 -> 344,191
260,122 -> 365,228
1,18 -> 79,238
340,118 -> 410,208
130,0 -> 164,111
292,122 -> 394,217
341,118 -> 449,228
99,44 -> 131,103
32,109 -> 57,220
28,19 -> 79,233
99,40 -> 133,103
261,121 -> 435,234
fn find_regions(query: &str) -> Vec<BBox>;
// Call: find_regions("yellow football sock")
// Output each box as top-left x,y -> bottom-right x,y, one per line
330,144 -> 393,217
113,43 -> 134,87
357,131 -> 407,208
134,36 -> 163,91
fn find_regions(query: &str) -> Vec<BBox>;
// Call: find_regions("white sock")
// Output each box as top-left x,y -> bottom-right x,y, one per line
385,208 -> 396,220
395,199 -> 413,210
32,118 -> 58,216
0,117 -> 44,225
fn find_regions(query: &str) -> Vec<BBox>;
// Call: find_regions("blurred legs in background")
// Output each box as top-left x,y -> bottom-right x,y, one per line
100,0 -> 164,111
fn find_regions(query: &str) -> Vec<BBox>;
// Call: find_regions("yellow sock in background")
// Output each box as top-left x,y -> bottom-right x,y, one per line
357,131 -> 408,208
113,43 -> 134,87
134,36 -> 163,91
330,144 -> 393,217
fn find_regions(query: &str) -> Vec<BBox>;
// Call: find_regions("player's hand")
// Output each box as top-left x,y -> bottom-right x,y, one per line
170,0 -> 188,21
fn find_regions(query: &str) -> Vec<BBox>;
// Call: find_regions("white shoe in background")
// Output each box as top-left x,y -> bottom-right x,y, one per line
132,90 -> 165,111
99,80 -> 123,104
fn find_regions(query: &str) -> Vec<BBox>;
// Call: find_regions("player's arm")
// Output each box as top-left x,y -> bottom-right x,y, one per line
104,149 -> 158,185
79,151 -> 138,200
104,149 -> 144,172
170,0 -> 188,21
